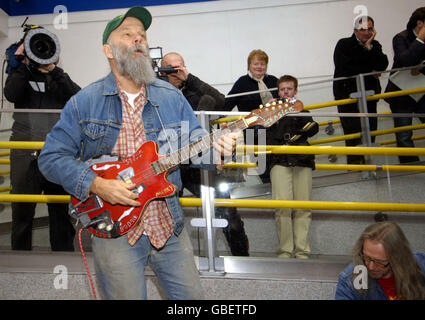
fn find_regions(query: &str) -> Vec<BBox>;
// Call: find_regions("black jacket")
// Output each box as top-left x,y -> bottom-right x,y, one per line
333,33 -> 388,100
181,73 -> 225,111
266,110 -> 318,169
385,29 -> 425,108
179,73 -> 225,187
4,63 -> 80,140
224,74 -> 279,112
4,63 -> 80,109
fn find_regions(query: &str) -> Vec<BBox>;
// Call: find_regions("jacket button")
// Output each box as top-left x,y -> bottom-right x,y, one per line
106,146 -> 110,150
115,119 -> 120,124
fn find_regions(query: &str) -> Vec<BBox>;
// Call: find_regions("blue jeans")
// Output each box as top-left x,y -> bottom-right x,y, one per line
92,231 -> 203,299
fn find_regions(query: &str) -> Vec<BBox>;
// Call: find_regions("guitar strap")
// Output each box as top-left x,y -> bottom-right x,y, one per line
153,103 -> 176,154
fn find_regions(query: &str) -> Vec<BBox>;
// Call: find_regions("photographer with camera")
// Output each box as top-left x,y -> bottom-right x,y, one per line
160,52 -> 250,256
4,25 -> 80,251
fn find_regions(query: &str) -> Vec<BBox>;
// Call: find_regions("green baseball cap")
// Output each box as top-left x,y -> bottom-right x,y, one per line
102,6 -> 152,45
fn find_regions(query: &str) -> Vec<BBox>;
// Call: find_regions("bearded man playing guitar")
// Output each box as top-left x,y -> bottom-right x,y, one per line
38,6 -> 239,300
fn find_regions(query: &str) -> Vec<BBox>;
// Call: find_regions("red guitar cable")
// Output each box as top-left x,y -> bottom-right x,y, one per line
78,228 -> 97,300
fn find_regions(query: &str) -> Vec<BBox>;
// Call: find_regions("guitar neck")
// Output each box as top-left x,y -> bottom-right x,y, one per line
152,118 -> 248,174
150,98 -> 302,175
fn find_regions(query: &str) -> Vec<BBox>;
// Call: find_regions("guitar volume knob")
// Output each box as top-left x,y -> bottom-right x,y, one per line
97,222 -> 107,230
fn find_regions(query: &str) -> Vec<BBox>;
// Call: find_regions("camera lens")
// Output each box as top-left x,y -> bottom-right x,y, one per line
24,28 -> 61,65
30,34 -> 56,59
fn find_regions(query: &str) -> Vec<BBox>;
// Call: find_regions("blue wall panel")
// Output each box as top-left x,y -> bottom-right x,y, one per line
1,0 -> 215,16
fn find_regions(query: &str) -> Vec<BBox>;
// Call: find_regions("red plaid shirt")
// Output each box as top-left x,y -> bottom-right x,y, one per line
111,82 -> 173,249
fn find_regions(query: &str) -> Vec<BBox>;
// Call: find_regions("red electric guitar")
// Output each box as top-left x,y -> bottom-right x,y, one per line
70,99 -> 303,238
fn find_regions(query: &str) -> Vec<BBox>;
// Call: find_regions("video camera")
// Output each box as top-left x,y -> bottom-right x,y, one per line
5,17 -> 61,73
149,46 -> 177,81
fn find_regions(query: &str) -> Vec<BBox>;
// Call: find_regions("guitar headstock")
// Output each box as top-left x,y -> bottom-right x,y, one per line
243,99 -> 304,128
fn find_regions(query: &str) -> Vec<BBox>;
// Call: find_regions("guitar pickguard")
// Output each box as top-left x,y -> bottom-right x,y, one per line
70,141 -> 176,238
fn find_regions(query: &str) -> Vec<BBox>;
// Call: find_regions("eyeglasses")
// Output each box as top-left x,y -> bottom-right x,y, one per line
360,253 -> 390,268
357,27 -> 374,32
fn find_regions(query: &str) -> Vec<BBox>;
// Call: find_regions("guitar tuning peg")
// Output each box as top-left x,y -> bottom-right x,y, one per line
259,104 -> 263,109
272,102 -> 276,106
272,106 -> 275,110
278,100 -> 283,104
265,103 -> 270,107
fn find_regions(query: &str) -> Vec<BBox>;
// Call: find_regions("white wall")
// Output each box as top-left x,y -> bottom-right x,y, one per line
1,0 -> 423,162
1,0 -> 423,94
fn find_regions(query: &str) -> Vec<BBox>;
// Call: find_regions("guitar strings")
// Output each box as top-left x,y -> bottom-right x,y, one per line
107,102 -> 297,184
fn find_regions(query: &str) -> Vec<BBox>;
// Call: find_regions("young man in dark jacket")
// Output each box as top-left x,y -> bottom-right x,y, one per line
385,7 -> 425,163
4,40 -> 80,250
333,16 -> 388,164
267,75 -> 318,259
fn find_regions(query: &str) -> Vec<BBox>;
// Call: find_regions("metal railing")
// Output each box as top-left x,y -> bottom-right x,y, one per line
0,65 -> 424,274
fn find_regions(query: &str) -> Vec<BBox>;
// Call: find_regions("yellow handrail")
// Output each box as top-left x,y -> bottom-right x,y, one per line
317,111 -> 392,127
304,87 -> 425,110
309,123 -> 425,145
367,87 -> 425,101
238,145 -> 425,156
181,198 -> 425,212
315,164 -> 425,172
0,194 -> 423,212
379,134 -> 425,146
304,98 -> 357,110
0,194 -> 70,203
0,141 -> 44,149
214,87 -> 425,124
223,162 -> 425,172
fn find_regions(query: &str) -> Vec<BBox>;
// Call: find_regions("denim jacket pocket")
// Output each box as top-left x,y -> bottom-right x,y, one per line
80,120 -> 113,158
82,120 -> 108,140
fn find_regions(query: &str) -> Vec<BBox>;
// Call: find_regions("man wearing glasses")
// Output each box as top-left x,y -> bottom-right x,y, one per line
335,221 -> 425,300
332,15 -> 388,164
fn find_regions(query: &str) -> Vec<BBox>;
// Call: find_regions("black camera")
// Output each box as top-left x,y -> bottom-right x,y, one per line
155,65 -> 178,75
23,26 -> 61,67
149,46 -> 178,81
4,17 -> 60,73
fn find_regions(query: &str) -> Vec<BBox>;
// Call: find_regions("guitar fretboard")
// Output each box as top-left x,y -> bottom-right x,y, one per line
151,118 -> 247,174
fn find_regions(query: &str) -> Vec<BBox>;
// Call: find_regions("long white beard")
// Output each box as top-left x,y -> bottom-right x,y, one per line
110,42 -> 156,85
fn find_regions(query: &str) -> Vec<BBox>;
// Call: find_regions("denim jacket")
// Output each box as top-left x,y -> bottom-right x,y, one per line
38,72 -> 208,235
335,251 -> 425,300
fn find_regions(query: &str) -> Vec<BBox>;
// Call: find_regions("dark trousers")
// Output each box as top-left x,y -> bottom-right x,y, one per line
10,149 -> 75,251
180,180 -> 249,256
389,96 -> 425,163
337,100 -> 378,164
